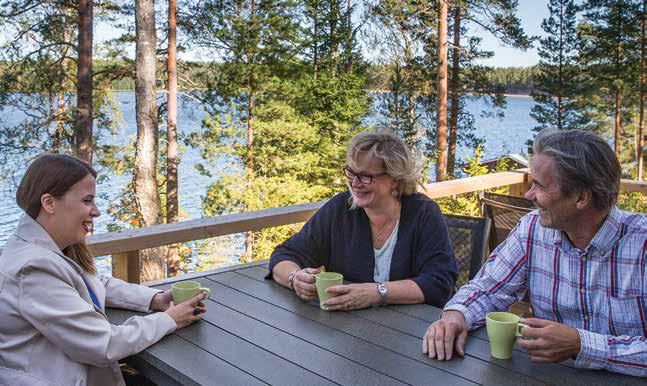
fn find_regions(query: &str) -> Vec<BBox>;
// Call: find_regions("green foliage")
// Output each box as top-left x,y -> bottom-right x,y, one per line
576,0 -> 642,152
0,2 -> 127,178
368,0 -> 436,154
188,70 -> 369,262
179,0 -> 371,264
531,0 -> 584,134
486,66 -> 541,94
617,191 -> 647,213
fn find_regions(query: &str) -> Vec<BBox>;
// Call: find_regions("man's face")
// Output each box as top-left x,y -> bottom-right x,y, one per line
524,153 -> 579,230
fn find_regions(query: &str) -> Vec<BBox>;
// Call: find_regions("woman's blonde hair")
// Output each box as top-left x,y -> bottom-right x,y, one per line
346,129 -> 424,199
16,154 -> 98,274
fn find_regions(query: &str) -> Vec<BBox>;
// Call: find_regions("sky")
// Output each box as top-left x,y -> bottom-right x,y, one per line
91,0 -> 550,68
475,1 -> 551,67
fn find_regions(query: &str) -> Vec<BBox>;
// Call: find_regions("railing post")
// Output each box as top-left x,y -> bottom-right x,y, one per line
507,182 -> 528,197
507,172 -> 531,197
112,250 -> 141,284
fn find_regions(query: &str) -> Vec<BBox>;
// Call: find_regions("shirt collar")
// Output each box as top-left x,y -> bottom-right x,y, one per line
551,206 -> 623,255
14,214 -> 85,272
15,214 -> 64,255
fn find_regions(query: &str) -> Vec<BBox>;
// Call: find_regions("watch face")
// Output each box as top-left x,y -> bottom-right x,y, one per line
378,284 -> 387,296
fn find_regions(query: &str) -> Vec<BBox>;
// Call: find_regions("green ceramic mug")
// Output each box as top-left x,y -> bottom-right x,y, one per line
315,272 -> 343,310
485,311 -> 528,359
171,280 -> 211,304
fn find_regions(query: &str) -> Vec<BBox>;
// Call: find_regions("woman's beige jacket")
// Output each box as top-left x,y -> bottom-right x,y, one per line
0,215 -> 176,386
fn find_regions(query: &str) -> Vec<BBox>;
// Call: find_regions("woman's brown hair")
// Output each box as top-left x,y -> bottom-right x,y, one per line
16,154 -> 98,274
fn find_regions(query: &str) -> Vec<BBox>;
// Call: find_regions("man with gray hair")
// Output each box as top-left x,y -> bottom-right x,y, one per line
422,130 -> 647,377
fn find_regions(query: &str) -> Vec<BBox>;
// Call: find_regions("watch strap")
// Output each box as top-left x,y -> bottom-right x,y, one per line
377,282 -> 388,305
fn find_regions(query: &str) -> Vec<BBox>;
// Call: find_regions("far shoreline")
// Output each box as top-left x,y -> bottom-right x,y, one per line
106,88 -> 534,98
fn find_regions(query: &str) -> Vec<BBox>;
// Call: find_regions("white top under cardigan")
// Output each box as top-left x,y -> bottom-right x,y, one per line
373,220 -> 400,283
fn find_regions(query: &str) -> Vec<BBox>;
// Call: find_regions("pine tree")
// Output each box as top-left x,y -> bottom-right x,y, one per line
134,0 -> 164,280
182,0 -> 369,262
368,0 -> 435,150
166,0 -> 180,276
579,0 -> 641,156
445,0 -> 531,177
531,0 -> 583,134
637,0 -> 645,179
437,0 -> 450,182
0,1 -> 122,174
75,0 -> 94,164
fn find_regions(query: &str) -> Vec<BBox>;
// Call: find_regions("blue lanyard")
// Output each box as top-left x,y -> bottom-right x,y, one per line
82,277 -> 101,310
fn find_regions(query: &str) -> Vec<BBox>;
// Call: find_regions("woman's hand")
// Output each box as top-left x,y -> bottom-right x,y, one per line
150,289 -> 173,311
164,292 -> 207,329
292,267 -> 321,301
322,283 -> 381,311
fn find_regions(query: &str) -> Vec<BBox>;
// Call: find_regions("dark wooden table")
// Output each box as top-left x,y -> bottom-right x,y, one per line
107,261 -> 644,386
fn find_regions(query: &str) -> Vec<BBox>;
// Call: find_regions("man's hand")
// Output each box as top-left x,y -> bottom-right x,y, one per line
422,310 -> 468,360
292,268 -> 321,301
518,318 -> 581,363
322,283 -> 380,311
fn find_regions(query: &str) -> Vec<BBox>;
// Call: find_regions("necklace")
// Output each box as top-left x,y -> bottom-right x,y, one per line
369,204 -> 401,244
371,217 -> 395,244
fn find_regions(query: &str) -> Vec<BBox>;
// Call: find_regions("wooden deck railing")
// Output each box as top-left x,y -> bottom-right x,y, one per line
85,170 -> 647,283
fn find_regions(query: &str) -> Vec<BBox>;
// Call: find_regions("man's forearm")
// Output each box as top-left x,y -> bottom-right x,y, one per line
576,329 -> 647,377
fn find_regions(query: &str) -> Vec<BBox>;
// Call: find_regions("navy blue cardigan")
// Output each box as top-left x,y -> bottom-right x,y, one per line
268,192 -> 458,307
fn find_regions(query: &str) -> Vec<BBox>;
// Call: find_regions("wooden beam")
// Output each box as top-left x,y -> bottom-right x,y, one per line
422,170 -> 529,198
87,200 -> 326,257
620,179 -> 647,194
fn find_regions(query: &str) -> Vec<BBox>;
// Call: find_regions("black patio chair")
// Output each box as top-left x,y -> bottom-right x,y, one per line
445,214 -> 491,289
478,192 -> 535,316
479,192 -> 535,252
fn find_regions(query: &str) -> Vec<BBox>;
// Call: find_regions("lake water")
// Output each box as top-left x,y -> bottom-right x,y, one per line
0,92 -> 537,275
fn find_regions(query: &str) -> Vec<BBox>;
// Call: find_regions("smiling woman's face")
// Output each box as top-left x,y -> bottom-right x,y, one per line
48,174 -> 101,250
346,153 -> 398,210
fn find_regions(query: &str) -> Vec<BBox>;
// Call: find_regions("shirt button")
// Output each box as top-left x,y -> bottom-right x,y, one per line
580,288 -> 585,294
580,256 -> 586,261
583,315 -> 589,321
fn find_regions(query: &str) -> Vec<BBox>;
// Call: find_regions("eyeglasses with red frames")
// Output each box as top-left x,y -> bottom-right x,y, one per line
343,166 -> 388,184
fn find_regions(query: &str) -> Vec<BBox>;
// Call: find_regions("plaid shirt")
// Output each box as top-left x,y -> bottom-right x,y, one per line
445,207 -> 647,377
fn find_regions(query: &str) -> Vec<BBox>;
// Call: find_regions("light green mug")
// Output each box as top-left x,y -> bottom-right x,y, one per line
485,311 -> 528,359
315,272 -> 343,310
171,280 -> 211,304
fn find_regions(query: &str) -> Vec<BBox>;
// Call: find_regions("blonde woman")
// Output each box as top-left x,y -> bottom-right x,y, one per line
0,154 -> 205,386
270,129 -> 457,310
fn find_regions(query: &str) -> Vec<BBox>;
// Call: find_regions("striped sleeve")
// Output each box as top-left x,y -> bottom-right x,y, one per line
576,330 -> 647,377
443,218 -> 533,330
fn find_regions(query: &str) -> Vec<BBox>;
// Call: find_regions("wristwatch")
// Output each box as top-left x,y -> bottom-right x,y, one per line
288,270 -> 298,292
376,282 -> 388,305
